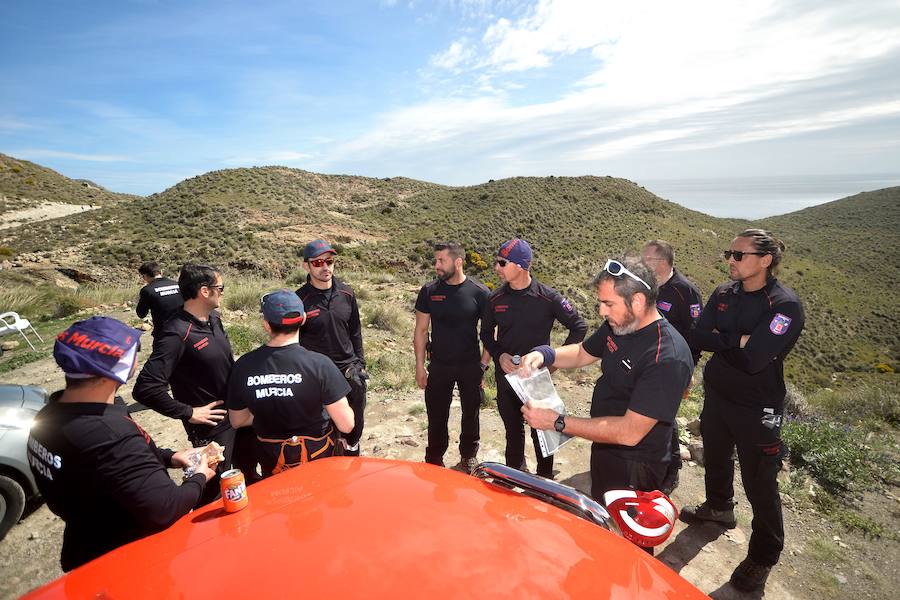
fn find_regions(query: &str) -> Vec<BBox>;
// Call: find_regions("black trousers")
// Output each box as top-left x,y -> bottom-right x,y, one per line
495,367 -> 553,478
701,382 -> 784,566
424,361 -> 482,465
589,446 -> 668,501
341,374 -> 367,449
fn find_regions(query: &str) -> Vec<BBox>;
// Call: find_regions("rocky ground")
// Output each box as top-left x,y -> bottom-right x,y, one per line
1,340 -> 898,599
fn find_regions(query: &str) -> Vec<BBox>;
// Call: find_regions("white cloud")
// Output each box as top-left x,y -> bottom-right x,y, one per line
430,40 -> 474,70
12,149 -> 133,162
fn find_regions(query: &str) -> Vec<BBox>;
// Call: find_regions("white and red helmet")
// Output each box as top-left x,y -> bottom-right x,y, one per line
603,489 -> 678,547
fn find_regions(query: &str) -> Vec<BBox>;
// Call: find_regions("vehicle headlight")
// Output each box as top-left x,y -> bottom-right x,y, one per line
0,407 -> 37,430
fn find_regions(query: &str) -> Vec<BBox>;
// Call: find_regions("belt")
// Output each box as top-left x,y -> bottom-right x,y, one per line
257,427 -> 335,474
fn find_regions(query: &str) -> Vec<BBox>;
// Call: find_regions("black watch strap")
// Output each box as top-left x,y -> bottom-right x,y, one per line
554,414 -> 566,433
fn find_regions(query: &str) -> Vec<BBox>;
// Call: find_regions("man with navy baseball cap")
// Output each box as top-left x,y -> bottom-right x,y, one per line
28,316 -> 215,571
227,290 -> 354,476
481,238 -> 588,478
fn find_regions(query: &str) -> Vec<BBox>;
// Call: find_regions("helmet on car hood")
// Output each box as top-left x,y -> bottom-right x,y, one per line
603,489 -> 678,547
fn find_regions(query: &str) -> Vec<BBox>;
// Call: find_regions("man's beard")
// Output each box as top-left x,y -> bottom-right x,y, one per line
609,308 -> 639,335
437,268 -> 455,281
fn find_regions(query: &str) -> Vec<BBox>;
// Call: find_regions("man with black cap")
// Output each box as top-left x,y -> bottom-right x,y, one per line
136,261 -> 183,342
295,239 -> 367,456
481,238 -> 587,478
227,290 -> 354,477
134,263 -> 244,499
28,316 -> 215,572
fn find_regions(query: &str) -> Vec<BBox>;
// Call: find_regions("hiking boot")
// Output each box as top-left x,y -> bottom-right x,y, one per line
679,501 -> 737,528
730,557 -> 772,592
454,456 -> 479,475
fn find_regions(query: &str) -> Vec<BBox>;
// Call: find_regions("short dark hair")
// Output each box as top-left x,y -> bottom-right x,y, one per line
138,261 -> 162,277
738,229 -> 786,276
178,263 -> 221,300
643,240 -> 674,267
434,241 -> 465,262
592,256 -> 659,307
266,320 -> 302,335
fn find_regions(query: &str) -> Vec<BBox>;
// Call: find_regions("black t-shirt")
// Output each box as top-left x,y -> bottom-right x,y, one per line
693,278 -> 804,407
226,344 -> 351,439
656,268 -> 703,364
582,319 -> 693,462
28,400 -> 204,571
136,277 -> 184,336
295,279 -> 364,371
415,277 -> 490,363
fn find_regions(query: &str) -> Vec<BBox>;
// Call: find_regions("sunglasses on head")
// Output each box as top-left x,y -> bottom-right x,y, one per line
723,250 -> 767,261
602,259 -> 651,290
309,257 -> 335,268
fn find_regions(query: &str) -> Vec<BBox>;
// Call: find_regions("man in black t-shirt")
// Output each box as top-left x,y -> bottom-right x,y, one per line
136,261 -> 183,340
641,240 -> 704,494
520,257 -> 692,506
481,238 -> 587,479
227,290 -> 354,477
414,242 -> 490,472
295,239 -> 367,456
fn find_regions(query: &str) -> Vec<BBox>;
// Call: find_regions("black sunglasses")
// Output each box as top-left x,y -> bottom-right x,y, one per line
495,258 -> 509,267
206,284 -> 225,292
723,250 -> 767,261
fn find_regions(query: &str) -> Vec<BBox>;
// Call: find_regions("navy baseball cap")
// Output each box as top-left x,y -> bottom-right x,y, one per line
497,238 -> 533,270
302,239 -> 336,261
54,316 -> 142,385
261,289 -> 305,325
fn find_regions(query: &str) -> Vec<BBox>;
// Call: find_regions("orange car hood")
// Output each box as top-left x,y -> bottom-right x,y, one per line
26,458 -> 706,599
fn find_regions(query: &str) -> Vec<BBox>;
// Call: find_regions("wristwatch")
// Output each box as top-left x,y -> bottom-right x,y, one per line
511,354 -> 522,366
554,414 -> 566,433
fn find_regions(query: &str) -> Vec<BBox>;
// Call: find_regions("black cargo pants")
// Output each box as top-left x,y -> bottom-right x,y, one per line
424,361 -> 482,465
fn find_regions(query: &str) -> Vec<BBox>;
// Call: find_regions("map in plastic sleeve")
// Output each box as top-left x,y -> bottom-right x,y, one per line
505,368 -> 573,458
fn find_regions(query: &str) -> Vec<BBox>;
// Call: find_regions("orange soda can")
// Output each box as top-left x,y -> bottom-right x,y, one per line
220,468 -> 249,512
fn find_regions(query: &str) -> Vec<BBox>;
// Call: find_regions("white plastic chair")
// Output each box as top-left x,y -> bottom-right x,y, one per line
0,312 -> 45,351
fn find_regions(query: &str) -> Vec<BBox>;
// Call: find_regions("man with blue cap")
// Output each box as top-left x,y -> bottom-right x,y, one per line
481,238 -> 587,479
28,316 -> 216,572
227,290 -> 355,476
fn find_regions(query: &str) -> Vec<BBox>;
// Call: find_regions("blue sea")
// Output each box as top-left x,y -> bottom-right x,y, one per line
640,174 -> 900,220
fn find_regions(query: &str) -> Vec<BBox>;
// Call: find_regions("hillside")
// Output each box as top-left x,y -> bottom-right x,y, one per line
1,159 -> 898,389
0,153 -> 138,215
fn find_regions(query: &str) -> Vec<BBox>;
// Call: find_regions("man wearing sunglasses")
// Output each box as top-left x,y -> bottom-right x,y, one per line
414,242 -> 491,473
519,256 -> 693,547
295,239 -> 367,456
481,238 -> 587,479
134,263 -> 245,503
641,240 -> 704,494
681,229 -> 804,593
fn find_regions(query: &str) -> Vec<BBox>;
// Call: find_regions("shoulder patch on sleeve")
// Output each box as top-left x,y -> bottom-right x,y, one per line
560,297 -> 573,312
690,303 -> 701,318
657,301 -> 672,312
769,313 -> 792,335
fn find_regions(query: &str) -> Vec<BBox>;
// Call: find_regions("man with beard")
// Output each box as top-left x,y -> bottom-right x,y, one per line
295,239 -> 367,456
414,242 -> 490,472
481,238 -> 587,478
519,256 -> 693,507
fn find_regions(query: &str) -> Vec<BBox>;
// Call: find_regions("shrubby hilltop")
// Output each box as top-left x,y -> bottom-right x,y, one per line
1,156 -> 898,389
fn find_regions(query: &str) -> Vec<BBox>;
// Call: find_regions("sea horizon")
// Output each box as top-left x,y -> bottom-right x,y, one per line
641,173 -> 900,220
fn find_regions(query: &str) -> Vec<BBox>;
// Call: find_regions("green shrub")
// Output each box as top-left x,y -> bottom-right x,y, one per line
224,323 -> 267,356
366,303 -> 406,333
0,246 -> 13,258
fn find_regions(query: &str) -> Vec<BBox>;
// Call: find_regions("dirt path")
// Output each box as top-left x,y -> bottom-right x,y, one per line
0,202 -> 98,230
1,349 -> 896,599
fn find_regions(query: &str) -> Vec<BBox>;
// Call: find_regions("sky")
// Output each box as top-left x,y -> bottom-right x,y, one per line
2,0 -> 900,214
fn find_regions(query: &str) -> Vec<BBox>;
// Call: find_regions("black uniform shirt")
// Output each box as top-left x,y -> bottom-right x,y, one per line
693,277 -> 804,407
582,319 -> 693,462
296,278 -> 364,370
136,277 -> 184,337
415,277 -> 490,364
133,310 -> 234,439
28,399 -> 205,571
226,344 -> 351,439
655,268 -> 703,364
481,278 -> 588,357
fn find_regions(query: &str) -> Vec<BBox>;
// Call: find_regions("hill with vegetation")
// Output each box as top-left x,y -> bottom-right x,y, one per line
1,159 -> 898,390
0,153 -> 137,215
